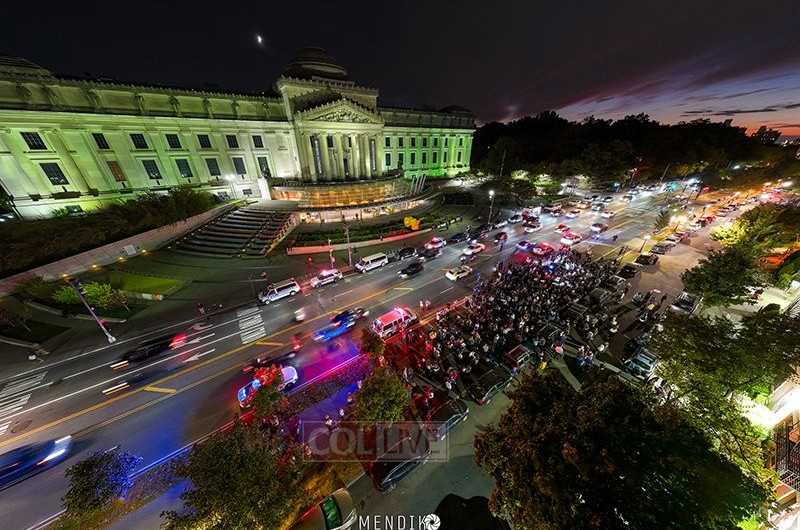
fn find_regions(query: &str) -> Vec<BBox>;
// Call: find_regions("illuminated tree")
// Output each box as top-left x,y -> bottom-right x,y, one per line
353,367 -> 409,423
63,448 -> 141,515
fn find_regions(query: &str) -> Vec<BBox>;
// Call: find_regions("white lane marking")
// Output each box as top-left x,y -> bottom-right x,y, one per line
238,315 -> 263,330
182,349 -> 216,363
0,394 -> 30,418
101,382 -> 129,395
0,373 -> 47,398
241,327 -> 266,343
0,326 -> 250,424
185,333 -> 215,345
190,322 -> 214,331
236,307 -> 260,318
440,286 -> 455,294
0,420 -> 10,436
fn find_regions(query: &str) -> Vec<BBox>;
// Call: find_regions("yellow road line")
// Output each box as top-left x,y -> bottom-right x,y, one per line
0,275 -> 443,449
255,341 -> 284,346
143,386 -> 177,394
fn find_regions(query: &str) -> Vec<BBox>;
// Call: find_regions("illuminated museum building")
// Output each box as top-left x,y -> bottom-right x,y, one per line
0,48 -> 474,219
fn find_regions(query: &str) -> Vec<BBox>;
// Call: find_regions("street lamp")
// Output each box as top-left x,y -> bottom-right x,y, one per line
639,235 -> 650,253
328,238 -> 335,270
224,174 -> 237,199
488,189 -> 495,222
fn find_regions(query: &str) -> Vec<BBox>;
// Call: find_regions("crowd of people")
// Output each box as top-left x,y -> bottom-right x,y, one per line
406,246 -> 625,392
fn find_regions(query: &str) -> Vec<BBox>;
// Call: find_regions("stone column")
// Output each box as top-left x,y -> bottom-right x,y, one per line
305,134 -> 319,182
320,133 -> 332,181
374,134 -> 384,177
334,134 -> 346,180
358,135 -> 369,178
350,134 -> 361,179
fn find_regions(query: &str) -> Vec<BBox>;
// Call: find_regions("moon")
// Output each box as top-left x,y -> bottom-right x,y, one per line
256,35 -> 263,45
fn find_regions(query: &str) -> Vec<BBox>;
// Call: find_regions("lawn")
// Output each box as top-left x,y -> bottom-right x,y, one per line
1,319 -> 68,343
104,271 -> 188,296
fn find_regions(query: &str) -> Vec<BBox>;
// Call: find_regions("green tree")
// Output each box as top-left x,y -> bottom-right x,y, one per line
250,365 -> 284,420
653,311 -> 800,474
63,449 -> 141,515
474,374 -> 769,530
353,367 -> 409,423
681,246 -> 763,306
712,203 -> 785,251
163,422 -> 301,530
359,329 -> 385,362
653,209 -> 671,232
52,284 -> 81,305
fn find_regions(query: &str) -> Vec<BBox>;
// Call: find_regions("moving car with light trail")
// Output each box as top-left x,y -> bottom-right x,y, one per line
313,317 -> 357,342
0,436 -> 73,490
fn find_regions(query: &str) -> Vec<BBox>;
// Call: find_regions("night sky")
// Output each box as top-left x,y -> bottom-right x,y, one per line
4,1 -> 800,136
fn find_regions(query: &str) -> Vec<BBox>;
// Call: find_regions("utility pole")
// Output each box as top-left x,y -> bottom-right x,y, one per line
68,278 -> 116,343
328,238 -> 335,269
658,163 -> 670,188
498,150 -> 506,180
343,222 -> 352,267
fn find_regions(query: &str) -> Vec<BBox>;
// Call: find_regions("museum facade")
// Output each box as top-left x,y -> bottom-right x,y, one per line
0,48 -> 474,219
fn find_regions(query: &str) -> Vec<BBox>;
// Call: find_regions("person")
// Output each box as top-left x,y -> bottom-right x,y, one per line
307,256 -> 314,266
612,234 -> 618,242
324,414 -> 334,432
339,407 -> 346,420
197,302 -> 205,315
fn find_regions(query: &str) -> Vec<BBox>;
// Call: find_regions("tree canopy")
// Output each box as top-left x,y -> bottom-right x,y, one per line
474,374 -> 769,530
63,448 -> 140,515
359,329 -> 385,362
163,422 -> 301,530
680,246 -> 763,306
352,366 -> 409,423
652,311 -> 800,474
713,203 -> 800,253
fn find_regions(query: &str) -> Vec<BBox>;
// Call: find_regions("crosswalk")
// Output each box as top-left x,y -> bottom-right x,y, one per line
237,307 -> 267,344
0,372 -> 48,436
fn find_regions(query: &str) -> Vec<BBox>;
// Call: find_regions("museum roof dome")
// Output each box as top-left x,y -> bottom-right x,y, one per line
282,47 -> 349,82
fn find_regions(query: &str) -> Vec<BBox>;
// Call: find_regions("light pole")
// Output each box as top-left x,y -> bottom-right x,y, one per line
224,174 -> 236,199
488,189 -> 495,222
343,222 -> 352,267
328,238 -> 335,269
68,279 -> 116,343
639,235 -> 650,253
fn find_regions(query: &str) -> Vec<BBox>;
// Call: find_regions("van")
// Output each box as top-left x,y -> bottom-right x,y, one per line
371,307 -> 417,338
258,279 -> 301,304
355,253 -> 388,273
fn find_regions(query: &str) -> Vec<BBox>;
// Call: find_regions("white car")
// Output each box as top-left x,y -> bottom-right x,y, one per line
507,214 -> 523,224
462,242 -> 486,255
309,268 -> 343,288
446,265 -> 473,281
565,210 -> 581,219
492,219 -> 508,228
590,223 -> 608,233
524,223 -> 542,233
560,232 -> 582,246
600,210 -> 617,219
425,237 -> 447,250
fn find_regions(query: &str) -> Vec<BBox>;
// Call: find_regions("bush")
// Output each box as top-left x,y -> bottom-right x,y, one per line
63,449 -> 141,515
16,276 -> 59,301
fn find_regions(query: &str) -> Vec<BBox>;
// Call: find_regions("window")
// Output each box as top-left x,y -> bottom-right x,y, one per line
198,134 -> 212,149
457,151 -> 463,163
385,137 -> 391,148
398,153 -> 404,166
422,138 -> 428,148
142,159 -> 162,180
226,134 -> 239,149
411,137 -> 416,148
326,136 -> 334,148
434,138 -> 438,147
166,133 -> 182,149
398,137 -> 404,148
205,158 -> 221,177
410,153 -> 416,165
385,153 -> 391,167
459,137 -> 464,147
92,133 -> 110,150
107,161 -> 126,182
176,159 -> 193,178
443,152 -> 448,164
40,162 -> 68,185
444,137 -> 449,147
252,135 -> 264,148
21,132 -> 47,150
130,133 -> 149,149
257,156 -> 271,177
422,152 -> 427,165
433,151 -> 438,164
232,156 -> 247,174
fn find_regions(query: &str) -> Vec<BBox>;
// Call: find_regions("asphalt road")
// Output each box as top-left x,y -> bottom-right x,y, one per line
0,188 -> 720,529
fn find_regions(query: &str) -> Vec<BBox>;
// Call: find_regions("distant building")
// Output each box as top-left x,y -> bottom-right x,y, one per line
752,125 -> 782,145
0,48 -> 474,219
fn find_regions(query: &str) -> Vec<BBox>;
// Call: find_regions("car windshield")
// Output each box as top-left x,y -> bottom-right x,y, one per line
320,496 -> 343,527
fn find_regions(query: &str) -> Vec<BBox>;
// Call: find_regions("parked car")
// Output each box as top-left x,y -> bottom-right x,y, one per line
600,210 -> 617,219
634,253 -> 659,265
463,363 -> 513,405
507,214 -> 523,224
448,232 -> 469,243
368,435 -> 431,492
524,222 -> 542,233
445,265 -> 472,281
310,268 -> 343,288
560,232 -> 582,246
618,263 -> 642,279
462,242 -> 486,255
670,291 -> 702,315
621,195 -> 634,203
589,287 -> 615,307
554,224 -> 570,233
424,397 -> 469,441
417,247 -> 442,262
590,222 -> 608,233
424,237 -> 447,250
601,275 -> 627,292
501,344 -> 538,375
531,242 -> 554,256
289,488 -> 357,530
492,219 -> 508,228
650,242 -> 675,254
565,210 -> 581,219
398,262 -> 424,278
395,246 -> 418,260
665,231 -> 688,243
602,196 -> 614,203
623,347 -> 659,381
591,203 -> 605,211
0,436 -> 73,490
